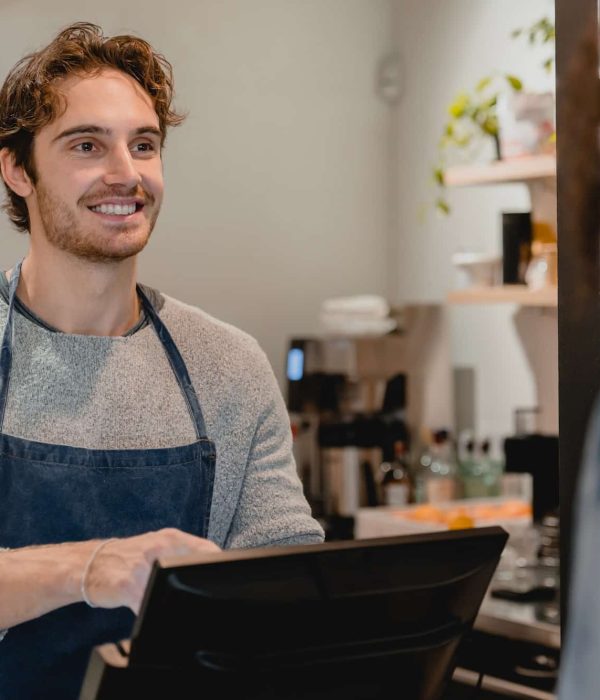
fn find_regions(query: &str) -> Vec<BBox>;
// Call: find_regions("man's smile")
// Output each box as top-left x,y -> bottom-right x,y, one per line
86,198 -> 147,222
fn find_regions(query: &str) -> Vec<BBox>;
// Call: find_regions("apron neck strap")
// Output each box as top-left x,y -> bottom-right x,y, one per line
137,284 -> 208,440
0,261 -> 20,428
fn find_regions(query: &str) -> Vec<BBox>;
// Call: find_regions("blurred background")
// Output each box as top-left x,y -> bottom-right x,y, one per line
0,0 -> 556,434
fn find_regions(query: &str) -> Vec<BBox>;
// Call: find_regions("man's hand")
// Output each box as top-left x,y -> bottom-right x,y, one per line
0,530 -> 220,630
83,529 -> 221,613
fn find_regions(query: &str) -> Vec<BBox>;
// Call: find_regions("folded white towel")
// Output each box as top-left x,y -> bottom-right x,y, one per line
321,295 -> 389,318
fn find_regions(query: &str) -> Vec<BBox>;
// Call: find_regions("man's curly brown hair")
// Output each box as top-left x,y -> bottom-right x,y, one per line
0,22 -> 185,232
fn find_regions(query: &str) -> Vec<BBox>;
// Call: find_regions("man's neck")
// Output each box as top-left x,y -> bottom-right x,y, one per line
12,245 -> 140,337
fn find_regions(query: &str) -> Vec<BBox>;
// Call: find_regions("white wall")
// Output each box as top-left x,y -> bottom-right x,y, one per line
392,0 -> 557,438
0,0 -> 394,383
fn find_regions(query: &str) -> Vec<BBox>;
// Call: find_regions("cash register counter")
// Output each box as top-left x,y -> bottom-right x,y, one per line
450,594 -> 560,699
81,526 -> 558,700
87,596 -> 559,700
475,593 -> 560,648
355,504 -> 560,698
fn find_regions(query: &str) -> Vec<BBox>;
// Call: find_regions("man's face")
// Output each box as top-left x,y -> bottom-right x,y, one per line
27,68 -> 164,263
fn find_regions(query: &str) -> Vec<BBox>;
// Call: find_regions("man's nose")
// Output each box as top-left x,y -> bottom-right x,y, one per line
102,145 -> 142,189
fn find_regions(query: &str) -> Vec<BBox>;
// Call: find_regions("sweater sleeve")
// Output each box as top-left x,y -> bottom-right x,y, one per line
224,348 -> 324,549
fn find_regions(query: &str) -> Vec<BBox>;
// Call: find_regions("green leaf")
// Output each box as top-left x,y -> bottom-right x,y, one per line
481,116 -> 498,136
448,92 -> 470,118
541,18 -> 556,41
433,167 -> 445,186
505,74 -> 523,91
435,198 -> 451,216
475,76 -> 492,93
510,17 -> 555,47
480,95 -> 498,110
543,57 -> 554,73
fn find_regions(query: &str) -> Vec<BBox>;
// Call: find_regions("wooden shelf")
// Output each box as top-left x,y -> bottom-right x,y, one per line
445,155 -> 556,187
447,285 -> 557,307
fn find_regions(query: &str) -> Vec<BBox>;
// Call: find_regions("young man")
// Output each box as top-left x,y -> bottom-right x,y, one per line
0,22 -> 323,698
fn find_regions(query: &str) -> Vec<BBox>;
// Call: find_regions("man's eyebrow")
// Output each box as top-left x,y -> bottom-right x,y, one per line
52,125 -> 162,142
132,126 -> 162,139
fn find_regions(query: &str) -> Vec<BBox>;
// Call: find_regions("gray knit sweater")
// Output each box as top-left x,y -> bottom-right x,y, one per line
0,274 -> 324,550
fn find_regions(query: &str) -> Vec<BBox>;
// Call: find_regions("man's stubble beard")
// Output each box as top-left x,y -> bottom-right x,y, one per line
34,180 -> 160,264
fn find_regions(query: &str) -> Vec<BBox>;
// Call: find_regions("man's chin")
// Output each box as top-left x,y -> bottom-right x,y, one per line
53,235 -> 151,265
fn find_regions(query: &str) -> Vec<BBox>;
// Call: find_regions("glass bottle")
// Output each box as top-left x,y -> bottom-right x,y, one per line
458,434 -> 485,499
381,440 -> 413,506
415,429 -> 458,504
480,438 -> 503,497
459,436 -> 504,498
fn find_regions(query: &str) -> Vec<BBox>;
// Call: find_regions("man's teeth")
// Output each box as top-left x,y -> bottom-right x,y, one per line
90,203 -> 137,215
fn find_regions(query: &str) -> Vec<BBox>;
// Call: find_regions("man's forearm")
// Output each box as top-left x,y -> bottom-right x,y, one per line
0,529 -> 221,631
0,541 -> 95,630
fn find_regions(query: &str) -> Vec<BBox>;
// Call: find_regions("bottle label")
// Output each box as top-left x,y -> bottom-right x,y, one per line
385,484 -> 409,506
426,478 -> 455,503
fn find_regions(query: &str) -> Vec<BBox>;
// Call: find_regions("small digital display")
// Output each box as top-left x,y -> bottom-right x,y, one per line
287,348 -> 304,381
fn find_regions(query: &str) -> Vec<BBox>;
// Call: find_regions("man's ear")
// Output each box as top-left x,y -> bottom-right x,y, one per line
0,148 -> 34,198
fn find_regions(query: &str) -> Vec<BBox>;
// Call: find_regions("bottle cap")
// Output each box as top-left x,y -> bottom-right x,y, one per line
433,429 -> 450,444
393,440 -> 406,456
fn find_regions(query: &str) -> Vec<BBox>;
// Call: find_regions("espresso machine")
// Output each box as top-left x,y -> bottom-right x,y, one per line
286,305 -> 452,539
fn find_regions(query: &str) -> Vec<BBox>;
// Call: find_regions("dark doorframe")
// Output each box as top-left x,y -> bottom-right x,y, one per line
556,0 -> 600,628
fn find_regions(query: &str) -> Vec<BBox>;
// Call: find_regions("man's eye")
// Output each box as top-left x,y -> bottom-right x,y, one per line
75,142 -> 95,152
134,142 -> 155,153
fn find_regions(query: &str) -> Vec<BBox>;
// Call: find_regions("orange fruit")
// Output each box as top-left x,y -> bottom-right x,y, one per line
448,514 -> 475,530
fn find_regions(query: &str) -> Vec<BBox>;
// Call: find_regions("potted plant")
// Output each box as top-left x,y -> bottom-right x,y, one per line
433,74 -> 523,215
432,16 -> 555,215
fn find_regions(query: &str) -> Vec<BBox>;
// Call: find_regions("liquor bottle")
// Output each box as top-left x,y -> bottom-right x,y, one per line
380,440 -> 413,506
415,429 -> 457,504
458,433 -> 485,499
459,435 -> 504,498
480,438 -> 503,497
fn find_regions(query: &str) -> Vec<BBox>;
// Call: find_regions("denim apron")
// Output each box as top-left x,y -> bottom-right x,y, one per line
0,262 -> 216,699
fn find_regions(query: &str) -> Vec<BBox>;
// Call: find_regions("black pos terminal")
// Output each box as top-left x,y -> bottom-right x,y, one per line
80,527 -> 507,700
